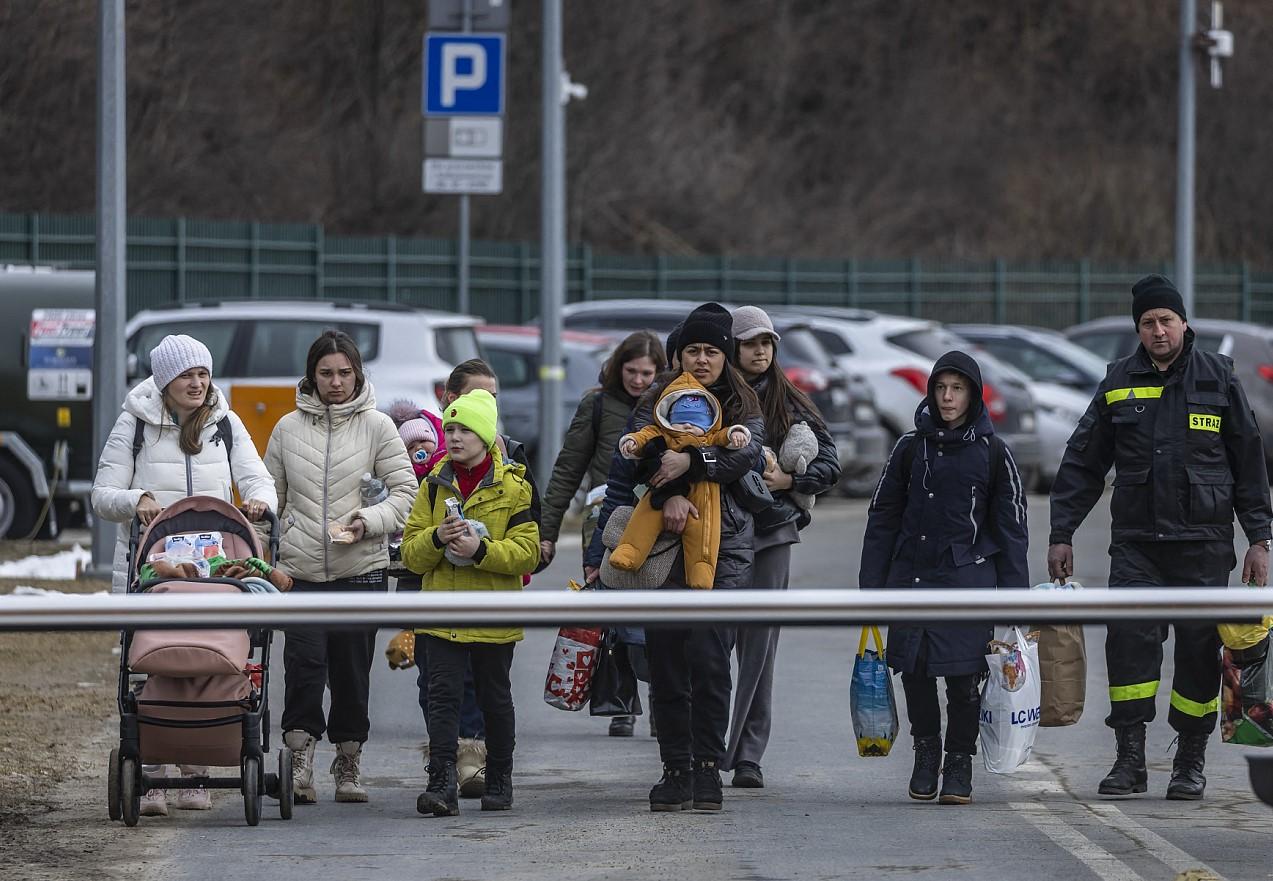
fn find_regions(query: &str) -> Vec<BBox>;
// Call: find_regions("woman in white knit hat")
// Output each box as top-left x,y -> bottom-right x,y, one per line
91,333 -> 277,816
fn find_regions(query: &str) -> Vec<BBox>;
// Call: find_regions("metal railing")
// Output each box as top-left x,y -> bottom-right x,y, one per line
2,587 -> 1271,631
3,211 -> 1273,328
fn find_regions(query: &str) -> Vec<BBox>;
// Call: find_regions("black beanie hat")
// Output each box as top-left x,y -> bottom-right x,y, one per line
677,303 -> 733,355
1131,274 -> 1187,325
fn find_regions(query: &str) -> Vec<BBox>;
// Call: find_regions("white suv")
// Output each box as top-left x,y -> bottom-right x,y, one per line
126,301 -> 481,448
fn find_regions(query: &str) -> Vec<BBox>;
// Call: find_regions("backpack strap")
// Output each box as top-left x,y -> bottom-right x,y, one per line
131,417 -> 146,462
900,431 -> 1004,494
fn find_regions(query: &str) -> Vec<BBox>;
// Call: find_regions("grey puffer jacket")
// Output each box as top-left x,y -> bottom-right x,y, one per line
263,381 -> 416,583
628,376 -> 765,589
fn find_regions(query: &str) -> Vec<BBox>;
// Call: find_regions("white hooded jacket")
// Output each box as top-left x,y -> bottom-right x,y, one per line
91,377 -> 277,593
263,381 -> 416,583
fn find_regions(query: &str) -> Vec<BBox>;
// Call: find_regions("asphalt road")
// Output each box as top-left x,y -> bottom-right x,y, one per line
118,494 -> 1272,881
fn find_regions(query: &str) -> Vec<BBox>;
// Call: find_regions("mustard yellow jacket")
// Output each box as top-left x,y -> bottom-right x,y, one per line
400,449 -> 538,644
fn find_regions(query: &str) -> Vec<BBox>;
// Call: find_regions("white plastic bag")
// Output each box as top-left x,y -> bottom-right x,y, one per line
979,626 -> 1041,774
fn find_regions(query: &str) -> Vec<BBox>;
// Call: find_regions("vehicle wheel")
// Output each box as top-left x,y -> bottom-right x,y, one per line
278,748 -> 293,820
107,749 -> 122,821
120,757 -> 140,827
243,756 -> 261,827
0,455 -> 38,539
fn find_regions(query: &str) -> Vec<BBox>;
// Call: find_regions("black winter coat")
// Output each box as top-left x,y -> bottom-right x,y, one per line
1049,329 -> 1273,547
628,376 -> 765,589
859,402 -> 1031,676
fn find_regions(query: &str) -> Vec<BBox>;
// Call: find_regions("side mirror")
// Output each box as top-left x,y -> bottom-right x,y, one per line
126,352 -> 139,380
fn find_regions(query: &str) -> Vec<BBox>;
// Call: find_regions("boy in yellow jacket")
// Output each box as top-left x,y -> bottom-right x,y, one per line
401,389 -> 539,816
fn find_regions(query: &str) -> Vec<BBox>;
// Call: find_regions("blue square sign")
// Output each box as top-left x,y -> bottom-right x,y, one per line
423,33 -> 505,116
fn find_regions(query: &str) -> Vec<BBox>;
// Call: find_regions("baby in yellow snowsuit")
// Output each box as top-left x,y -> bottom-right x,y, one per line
610,372 -> 751,589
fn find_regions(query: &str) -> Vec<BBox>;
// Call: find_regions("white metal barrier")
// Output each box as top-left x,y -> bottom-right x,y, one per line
1,587 -> 1272,631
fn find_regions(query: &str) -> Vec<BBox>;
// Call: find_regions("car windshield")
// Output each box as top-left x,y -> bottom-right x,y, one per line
1071,327 -> 1227,362
242,321 -> 379,377
968,334 -> 1108,385
436,325 -> 481,365
129,321 -> 239,379
778,327 -> 835,370
886,326 -> 971,361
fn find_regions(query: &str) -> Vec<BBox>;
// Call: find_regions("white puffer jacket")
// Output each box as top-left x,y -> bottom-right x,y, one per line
91,378 -> 278,593
263,381 -> 416,583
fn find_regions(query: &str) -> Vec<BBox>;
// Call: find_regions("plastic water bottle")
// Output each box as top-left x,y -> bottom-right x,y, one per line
360,472 -> 388,506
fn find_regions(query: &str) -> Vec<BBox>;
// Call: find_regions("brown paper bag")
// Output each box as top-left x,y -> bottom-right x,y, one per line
1037,623 -> 1086,727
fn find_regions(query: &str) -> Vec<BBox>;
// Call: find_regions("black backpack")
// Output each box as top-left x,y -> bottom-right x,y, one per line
131,414 -> 236,487
899,431 -> 1006,497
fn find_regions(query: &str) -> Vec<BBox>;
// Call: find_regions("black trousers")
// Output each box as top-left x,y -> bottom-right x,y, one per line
422,636 -> 516,769
281,572 -> 385,743
646,624 -> 735,768
900,636 -> 982,755
1106,540 -> 1234,734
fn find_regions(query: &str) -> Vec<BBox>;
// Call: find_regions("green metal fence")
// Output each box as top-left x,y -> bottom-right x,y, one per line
2,211 -> 1272,328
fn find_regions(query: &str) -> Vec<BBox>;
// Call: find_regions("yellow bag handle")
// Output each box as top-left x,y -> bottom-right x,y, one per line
857,625 -> 885,658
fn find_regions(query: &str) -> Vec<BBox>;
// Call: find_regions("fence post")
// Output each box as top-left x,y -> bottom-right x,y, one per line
314,226 -> 325,298
580,242 -> 593,303
1078,259 -> 1091,325
386,236 -> 397,303
29,212 -> 39,263
249,221 -> 260,298
655,255 -> 666,299
176,217 -> 186,304
1241,260 -> 1252,323
784,258 -> 796,305
519,242 -> 531,322
909,258 -> 921,317
994,258 -> 1006,324
845,258 -> 857,307
721,255 -> 731,299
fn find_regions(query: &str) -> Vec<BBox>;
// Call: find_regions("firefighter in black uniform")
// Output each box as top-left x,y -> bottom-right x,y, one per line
1048,274 -> 1272,801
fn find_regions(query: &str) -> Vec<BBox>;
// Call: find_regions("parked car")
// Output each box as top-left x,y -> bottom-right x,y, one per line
558,299 -> 886,490
1065,315 -> 1273,468
773,307 -> 1043,489
126,300 -> 482,453
476,325 -> 615,464
951,324 -> 1109,394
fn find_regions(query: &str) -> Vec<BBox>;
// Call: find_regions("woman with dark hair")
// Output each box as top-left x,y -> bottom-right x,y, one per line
265,329 -> 416,806
629,302 -> 765,813
723,306 -> 842,789
541,331 -> 666,736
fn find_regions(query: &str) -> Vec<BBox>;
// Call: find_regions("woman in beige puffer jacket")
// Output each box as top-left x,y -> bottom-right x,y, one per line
263,330 -> 415,806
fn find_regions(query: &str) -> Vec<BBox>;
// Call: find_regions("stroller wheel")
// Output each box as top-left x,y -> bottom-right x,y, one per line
277,748 -> 294,820
108,749 -> 122,822
243,756 -> 261,827
120,757 -> 140,827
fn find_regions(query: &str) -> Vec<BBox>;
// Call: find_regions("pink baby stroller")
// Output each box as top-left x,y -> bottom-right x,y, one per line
107,496 -> 290,827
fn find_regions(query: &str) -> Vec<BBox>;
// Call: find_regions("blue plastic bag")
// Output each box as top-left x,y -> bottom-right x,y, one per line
851,626 -> 899,757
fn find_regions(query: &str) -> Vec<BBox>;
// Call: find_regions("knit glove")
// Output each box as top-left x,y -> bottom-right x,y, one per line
385,629 -> 416,669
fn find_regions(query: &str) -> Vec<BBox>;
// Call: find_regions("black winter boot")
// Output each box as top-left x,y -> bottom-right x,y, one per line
1098,724 -> 1147,796
416,761 -> 459,817
649,765 -> 693,812
908,736 -> 943,801
938,753 -> 973,805
692,760 -> 723,811
1166,733 -> 1209,801
480,763 -> 513,811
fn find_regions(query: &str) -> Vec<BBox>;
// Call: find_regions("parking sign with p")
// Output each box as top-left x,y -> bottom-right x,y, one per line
423,33 -> 505,116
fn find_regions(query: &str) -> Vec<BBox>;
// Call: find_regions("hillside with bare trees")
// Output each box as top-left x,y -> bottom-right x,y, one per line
1,1 -> 1270,262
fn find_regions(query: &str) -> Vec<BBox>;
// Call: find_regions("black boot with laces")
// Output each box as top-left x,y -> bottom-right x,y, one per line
649,765 -> 693,812
1098,724 -> 1147,796
416,761 -> 459,817
481,763 -> 513,811
908,736 -> 942,801
938,753 -> 973,805
692,760 -> 723,811
1167,732 -> 1209,801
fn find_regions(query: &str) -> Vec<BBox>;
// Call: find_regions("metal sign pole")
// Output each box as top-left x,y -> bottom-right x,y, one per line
456,0 -> 473,316
538,0 -> 565,481
1176,0 -> 1197,316
90,0 -> 126,578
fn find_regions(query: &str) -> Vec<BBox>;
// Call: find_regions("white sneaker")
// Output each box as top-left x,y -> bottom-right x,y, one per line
331,741 -> 368,803
284,730 -> 317,804
139,788 -> 168,817
457,738 -> 487,799
175,787 -> 213,810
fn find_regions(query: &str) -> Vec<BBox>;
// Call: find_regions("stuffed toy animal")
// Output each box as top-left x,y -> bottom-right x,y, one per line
778,421 -> 819,511
385,629 -> 416,669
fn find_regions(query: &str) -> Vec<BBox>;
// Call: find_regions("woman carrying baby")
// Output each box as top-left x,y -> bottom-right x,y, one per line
723,306 -> 841,790
625,302 -> 764,814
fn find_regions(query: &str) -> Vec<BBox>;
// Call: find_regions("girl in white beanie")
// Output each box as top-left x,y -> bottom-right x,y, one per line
90,333 -> 277,816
